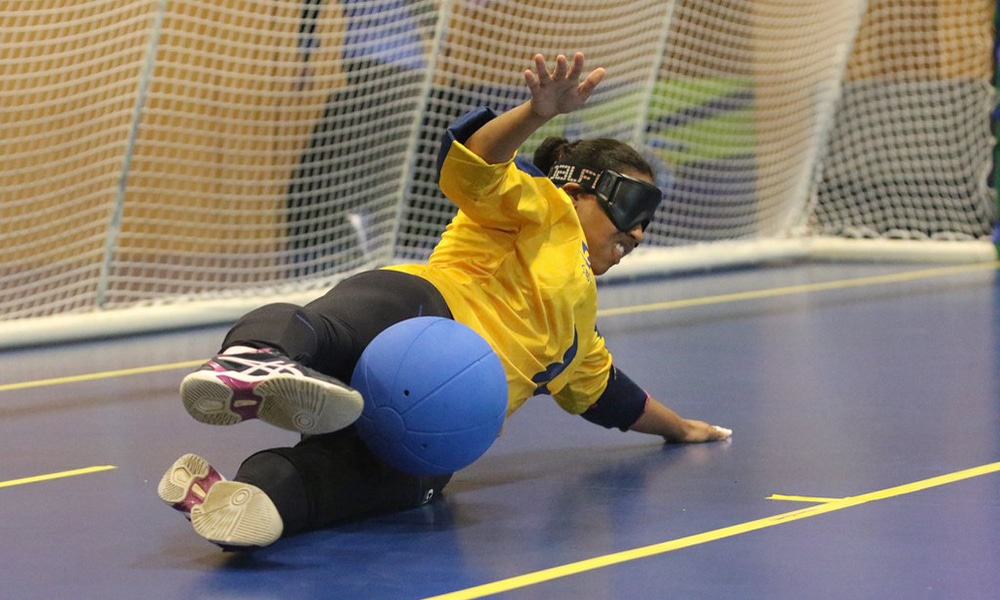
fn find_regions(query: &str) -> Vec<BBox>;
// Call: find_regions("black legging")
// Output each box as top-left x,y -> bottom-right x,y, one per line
224,270 -> 454,535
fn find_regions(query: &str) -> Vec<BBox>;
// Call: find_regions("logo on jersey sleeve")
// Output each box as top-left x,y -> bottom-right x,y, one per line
580,241 -> 593,283
531,328 -> 579,395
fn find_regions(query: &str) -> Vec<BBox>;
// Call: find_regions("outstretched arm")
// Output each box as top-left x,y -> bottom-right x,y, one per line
464,52 -> 606,164
580,367 -> 731,444
630,396 -> 732,443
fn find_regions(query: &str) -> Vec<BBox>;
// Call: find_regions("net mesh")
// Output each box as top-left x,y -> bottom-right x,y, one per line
1,0 -> 995,325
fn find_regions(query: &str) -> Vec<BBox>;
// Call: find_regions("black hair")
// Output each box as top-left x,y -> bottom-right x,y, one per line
532,136 -> 654,181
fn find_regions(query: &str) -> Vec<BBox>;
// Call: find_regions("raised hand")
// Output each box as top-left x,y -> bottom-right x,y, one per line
524,52 -> 605,119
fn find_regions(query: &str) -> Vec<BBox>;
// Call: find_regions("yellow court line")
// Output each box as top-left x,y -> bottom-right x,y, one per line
597,261 -> 1000,317
0,465 -> 117,489
0,360 -> 203,393
422,460 -> 1000,600
767,494 -> 842,503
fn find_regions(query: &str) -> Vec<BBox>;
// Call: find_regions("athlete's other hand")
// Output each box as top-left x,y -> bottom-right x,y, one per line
676,419 -> 733,443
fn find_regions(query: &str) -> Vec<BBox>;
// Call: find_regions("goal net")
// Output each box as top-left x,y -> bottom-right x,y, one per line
1,0 -> 996,347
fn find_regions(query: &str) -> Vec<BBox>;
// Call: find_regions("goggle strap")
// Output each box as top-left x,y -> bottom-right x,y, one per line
548,163 -> 602,189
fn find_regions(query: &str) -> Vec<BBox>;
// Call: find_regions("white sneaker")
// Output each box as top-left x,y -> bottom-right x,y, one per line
189,481 -> 283,548
180,347 -> 363,435
157,453 -> 224,519
158,453 -> 283,548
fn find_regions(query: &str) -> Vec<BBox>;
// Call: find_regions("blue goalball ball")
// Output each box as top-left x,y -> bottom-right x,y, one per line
350,317 -> 508,476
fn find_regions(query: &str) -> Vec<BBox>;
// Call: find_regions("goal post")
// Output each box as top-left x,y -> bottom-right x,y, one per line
1,0 -> 996,349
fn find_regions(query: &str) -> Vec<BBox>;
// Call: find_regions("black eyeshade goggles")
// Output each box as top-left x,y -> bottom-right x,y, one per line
548,163 -> 663,232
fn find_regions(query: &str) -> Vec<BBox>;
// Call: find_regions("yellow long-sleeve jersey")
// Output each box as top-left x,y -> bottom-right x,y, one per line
387,108 -> 613,417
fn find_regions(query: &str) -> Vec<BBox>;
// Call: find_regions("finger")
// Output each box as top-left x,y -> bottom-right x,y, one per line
524,69 -> 539,93
566,51 -> 585,80
577,67 -> 606,97
711,425 -> 733,440
552,53 -> 569,80
533,54 -> 550,83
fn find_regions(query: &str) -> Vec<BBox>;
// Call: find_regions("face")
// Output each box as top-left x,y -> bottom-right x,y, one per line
566,174 -> 650,276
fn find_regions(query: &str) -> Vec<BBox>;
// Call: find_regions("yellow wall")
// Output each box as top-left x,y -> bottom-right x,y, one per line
112,0 -> 346,279
1,0 -> 150,269
846,0 -> 992,80
1,0 -> 346,285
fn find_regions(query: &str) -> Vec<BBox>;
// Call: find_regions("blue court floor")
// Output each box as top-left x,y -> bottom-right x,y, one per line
1,260 -> 997,599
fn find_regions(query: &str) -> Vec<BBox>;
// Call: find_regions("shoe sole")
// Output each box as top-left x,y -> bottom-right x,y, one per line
180,371 -> 364,434
190,481 -> 283,547
157,453 -> 221,514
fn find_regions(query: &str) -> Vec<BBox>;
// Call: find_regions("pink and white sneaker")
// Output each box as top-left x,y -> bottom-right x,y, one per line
157,453 -> 224,519
180,347 -> 363,435
157,453 -> 283,548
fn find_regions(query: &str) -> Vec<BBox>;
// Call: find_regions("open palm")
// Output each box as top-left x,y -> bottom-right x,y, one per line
524,52 -> 606,119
